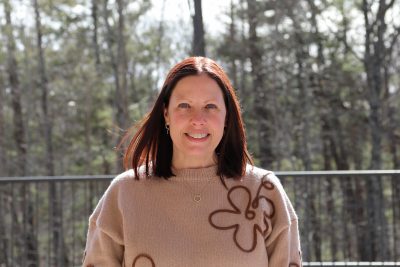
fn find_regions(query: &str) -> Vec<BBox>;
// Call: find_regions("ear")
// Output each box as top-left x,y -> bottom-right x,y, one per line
163,105 -> 170,124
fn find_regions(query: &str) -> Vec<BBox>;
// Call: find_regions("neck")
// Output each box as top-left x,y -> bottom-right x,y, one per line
172,154 -> 217,170
171,164 -> 219,180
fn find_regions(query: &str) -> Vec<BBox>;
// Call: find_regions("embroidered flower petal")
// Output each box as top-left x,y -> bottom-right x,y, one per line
232,219 -> 259,252
209,209 -> 241,229
226,186 -> 253,213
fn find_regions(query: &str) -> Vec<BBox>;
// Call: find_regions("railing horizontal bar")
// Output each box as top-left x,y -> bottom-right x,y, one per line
276,170 -> 400,177
304,262 -> 400,266
1,170 -> 400,182
0,175 -> 113,182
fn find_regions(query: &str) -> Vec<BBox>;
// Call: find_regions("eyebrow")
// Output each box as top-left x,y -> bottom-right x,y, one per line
173,96 -> 220,103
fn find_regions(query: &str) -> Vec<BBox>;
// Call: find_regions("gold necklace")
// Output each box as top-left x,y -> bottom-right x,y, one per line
181,177 -> 215,203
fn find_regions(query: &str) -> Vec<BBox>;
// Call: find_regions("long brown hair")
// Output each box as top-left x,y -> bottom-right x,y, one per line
121,57 -> 253,179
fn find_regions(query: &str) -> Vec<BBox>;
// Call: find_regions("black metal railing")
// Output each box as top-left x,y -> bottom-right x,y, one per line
0,170 -> 399,267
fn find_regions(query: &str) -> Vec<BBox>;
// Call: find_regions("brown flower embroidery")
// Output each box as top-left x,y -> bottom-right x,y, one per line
209,178 -> 275,252
132,253 -> 155,267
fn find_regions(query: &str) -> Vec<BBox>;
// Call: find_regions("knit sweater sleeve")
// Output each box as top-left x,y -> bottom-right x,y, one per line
82,177 -> 125,267
264,173 -> 302,267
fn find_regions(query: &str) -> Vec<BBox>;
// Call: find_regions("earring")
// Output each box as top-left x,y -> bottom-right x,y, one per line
165,124 -> 170,135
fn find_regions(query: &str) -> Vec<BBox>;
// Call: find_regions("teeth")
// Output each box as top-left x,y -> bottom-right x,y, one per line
188,133 -> 208,139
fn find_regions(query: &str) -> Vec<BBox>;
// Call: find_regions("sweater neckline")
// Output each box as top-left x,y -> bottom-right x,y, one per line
172,165 -> 219,180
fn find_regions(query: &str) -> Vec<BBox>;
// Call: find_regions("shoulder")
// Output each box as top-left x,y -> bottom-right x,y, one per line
111,165 -> 153,185
244,164 -> 281,187
97,167 -> 154,205
112,169 -> 136,183
89,168 -> 153,223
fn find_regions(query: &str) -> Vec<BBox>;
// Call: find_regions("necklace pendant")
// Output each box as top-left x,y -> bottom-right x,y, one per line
194,194 -> 201,202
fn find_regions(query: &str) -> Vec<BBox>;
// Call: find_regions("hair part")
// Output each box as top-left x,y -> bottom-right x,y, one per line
120,57 -> 253,181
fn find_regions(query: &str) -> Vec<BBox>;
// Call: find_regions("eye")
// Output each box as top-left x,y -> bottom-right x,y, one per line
178,103 -> 190,109
205,103 -> 217,109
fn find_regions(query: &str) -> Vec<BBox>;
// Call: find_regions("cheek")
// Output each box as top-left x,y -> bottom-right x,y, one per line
170,113 -> 186,125
212,114 -> 227,131
168,113 -> 188,135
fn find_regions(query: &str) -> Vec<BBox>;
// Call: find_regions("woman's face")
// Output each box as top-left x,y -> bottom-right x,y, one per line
164,74 -> 227,169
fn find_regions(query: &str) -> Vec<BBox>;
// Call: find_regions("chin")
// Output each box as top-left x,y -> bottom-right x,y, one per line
182,150 -> 215,158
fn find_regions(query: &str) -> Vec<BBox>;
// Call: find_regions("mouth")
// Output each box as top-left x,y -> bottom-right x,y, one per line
185,133 -> 210,141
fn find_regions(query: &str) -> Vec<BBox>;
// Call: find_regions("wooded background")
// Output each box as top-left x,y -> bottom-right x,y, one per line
1,0 -> 400,265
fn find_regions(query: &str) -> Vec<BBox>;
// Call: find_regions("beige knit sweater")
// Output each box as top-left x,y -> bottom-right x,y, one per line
82,165 -> 302,267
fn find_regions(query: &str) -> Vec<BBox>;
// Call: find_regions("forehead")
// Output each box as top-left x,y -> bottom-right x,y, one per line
170,74 -> 224,101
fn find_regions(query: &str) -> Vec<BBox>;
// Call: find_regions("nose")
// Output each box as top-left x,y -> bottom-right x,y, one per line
190,109 -> 206,126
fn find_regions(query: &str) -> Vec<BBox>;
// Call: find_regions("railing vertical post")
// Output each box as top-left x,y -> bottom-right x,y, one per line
0,185 -> 8,266
35,182 -> 40,267
392,174 -> 399,261
10,183 -> 15,266
22,183 -> 27,267
71,181 -> 76,266
315,175 -> 322,261
47,181 -> 52,267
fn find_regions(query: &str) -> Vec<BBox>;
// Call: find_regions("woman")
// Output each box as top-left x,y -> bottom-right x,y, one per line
83,57 -> 302,267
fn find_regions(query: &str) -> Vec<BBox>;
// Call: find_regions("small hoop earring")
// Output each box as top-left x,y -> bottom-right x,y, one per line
165,124 -> 170,135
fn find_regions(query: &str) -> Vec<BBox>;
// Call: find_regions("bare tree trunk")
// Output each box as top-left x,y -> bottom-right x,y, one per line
238,0 -> 248,98
10,191 -> 23,266
286,3 -> 318,259
101,132 -> 112,174
0,191 -> 8,266
227,0 -> 238,90
389,99 -> 400,259
319,95 -> 365,260
19,25 -> 36,176
191,0 -> 206,56
387,98 -> 399,170
155,0 -> 166,85
294,48 -> 317,260
21,185 -> 38,267
4,1 -> 39,266
308,0 -> 327,171
91,0 -> 112,177
91,0 -> 101,70
4,0 -> 27,177
294,50 -> 312,170
33,0 -> 54,177
329,110 -> 357,259
386,53 -> 400,260
0,71 -> 8,267
246,0 -> 274,168
0,117 -> 9,265
81,2 -> 98,174
83,74 -> 93,176
103,0 -> 129,172
361,0 -> 395,259
33,0 -> 69,265
392,174 -> 400,261
116,0 -> 129,172
383,13 -> 400,261
103,0 -> 120,117
321,122 -> 339,260
287,1 -> 313,171
116,0 -> 129,130
0,72 -> 6,175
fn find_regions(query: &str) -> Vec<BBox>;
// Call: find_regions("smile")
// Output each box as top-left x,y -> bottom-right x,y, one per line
185,133 -> 209,139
